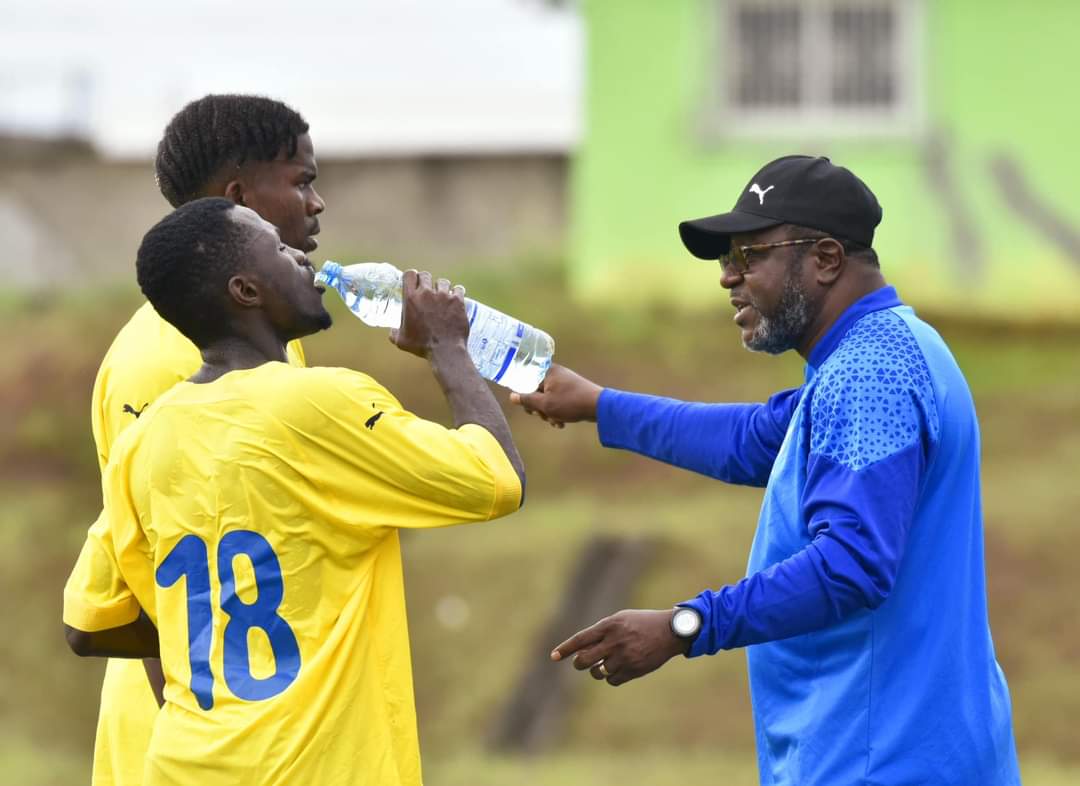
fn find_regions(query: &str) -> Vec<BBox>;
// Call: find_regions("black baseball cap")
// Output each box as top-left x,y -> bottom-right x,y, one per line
678,155 -> 883,258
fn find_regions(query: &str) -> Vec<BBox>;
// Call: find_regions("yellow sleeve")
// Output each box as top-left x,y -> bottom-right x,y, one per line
92,321 -> 303,468
63,510 -> 141,632
64,437 -> 158,631
288,368 -> 522,528
449,423 -> 523,518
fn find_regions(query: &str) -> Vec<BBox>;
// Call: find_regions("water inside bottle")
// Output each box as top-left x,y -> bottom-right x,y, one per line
316,260 -> 554,393
497,327 -> 554,394
318,262 -> 402,328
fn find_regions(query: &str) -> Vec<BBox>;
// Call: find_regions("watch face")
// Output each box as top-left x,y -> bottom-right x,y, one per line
673,608 -> 700,637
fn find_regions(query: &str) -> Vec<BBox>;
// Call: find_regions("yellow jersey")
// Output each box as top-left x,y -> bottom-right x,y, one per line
65,362 -> 521,786
83,301 -> 305,786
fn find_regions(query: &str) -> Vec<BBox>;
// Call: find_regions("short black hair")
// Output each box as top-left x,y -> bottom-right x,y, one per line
136,198 -> 254,347
839,238 -> 879,268
787,224 -> 880,268
155,94 -> 309,207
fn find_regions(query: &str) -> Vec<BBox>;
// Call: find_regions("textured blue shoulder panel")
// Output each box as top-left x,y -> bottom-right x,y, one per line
809,309 -> 939,471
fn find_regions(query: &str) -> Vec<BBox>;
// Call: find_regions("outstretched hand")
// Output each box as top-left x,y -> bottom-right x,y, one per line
550,609 -> 689,686
509,364 -> 604,428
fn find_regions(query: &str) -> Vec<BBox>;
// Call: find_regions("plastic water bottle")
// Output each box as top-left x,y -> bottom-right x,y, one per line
316,261 -> 554,394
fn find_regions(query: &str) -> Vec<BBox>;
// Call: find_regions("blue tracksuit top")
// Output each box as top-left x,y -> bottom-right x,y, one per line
597,287 -> 1020,785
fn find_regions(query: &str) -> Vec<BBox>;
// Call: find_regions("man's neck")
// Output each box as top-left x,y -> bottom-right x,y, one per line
796,270 -> 887,360
190,332 -> 289,384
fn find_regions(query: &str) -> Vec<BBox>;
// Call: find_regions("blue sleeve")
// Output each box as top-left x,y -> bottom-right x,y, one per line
681,353 -> 940,654
596,387 -> 802,486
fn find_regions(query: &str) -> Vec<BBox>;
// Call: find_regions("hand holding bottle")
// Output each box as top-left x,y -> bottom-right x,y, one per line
317,261 -> 554,393
388,270 -> 469,359
509,364 -> 604,428
376,268 -> 525,490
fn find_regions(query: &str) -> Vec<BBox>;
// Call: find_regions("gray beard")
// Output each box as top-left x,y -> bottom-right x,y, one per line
743,264 -> 811,355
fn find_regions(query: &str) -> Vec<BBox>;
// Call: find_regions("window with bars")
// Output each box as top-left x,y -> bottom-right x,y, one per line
713,0 -> 922,136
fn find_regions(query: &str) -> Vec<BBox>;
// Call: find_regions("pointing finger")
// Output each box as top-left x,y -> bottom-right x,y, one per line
551,619 -> 607,662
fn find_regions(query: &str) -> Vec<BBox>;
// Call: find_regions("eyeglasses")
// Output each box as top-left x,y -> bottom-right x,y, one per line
719,237 -> 823,276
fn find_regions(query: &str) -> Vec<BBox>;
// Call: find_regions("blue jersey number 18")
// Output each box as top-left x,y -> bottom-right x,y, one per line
156,530 -> 301,710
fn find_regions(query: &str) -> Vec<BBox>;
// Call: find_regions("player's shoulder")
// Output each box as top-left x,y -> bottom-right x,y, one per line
102,385 -> 169,474
260,363 -> 382,392
96,302 -> 200,390
92,303 -> 203,460
104,302 -> 191,357
244,363 -> 404,415
811,307 -> 940,434
820,307 -> 932,389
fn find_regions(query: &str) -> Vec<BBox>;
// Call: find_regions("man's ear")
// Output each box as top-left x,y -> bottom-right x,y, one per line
224,179 -> 246,207
814,238 -> 845,285
227,274 -> 261,308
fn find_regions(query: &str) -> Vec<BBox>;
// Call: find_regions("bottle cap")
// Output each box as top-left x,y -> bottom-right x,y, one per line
315,261 -> 342,288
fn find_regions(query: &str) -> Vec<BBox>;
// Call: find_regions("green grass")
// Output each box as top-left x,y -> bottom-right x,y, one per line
3,267 -> 1080,784
0,737 -> 91,786
425,750 -> 763,786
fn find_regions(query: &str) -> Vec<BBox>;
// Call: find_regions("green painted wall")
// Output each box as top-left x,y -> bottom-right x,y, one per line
571,0 -> 1080,319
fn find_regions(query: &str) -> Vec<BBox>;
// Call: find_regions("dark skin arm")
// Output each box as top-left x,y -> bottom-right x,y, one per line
143,658 -> 165,708
64,610 -> 159,660
551,608 -> 690,686
66,616 -> 164,707
390,270 -> 526,493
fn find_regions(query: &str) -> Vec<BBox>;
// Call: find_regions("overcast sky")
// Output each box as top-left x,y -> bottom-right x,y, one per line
0,0 -> 582,157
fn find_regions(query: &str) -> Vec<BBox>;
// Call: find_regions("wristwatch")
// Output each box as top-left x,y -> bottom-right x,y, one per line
670,606 -> 702,641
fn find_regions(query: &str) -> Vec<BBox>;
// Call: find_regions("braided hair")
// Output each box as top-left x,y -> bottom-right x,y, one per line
155,94 -> 309,207
136,197 -> 254,346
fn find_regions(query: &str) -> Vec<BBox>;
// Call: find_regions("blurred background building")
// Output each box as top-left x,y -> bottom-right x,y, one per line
571,0 -> 1080,318
0,0 -> 581,287
5,0 -> 1079,321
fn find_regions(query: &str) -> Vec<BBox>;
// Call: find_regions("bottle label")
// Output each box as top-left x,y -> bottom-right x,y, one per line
466,301 -> 523,383
493,323 -> 526,383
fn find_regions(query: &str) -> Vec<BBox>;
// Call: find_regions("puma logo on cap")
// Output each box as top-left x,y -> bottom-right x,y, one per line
749,184 -> 775,205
